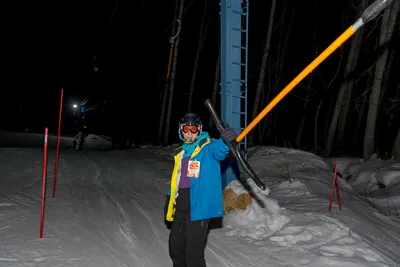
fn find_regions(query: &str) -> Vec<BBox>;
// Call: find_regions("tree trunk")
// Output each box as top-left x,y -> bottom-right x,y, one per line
164,0 -> 185,145
378,46 -> 397,109
351,84 -> 369,153
375,45 -> 397,158
393,128 -> 400,162
158,1 -> 179,145
258,83 -> 272,142
296,0 -> 320,149
363,1 -> 399,160
248,0 -> 276,146
296,84 -> 311,149
208,48 -> 221,132
314,101 -> 322,150
336,6 -> 368,149
324,97 -> 335,147
314,46 -> 344,151
325,89 -> 345,156
258,3 -> 294,145
188,0 -> 208,111
325,0 -> 368,156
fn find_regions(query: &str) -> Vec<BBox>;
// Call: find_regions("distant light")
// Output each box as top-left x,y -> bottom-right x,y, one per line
73,104 -> 78,108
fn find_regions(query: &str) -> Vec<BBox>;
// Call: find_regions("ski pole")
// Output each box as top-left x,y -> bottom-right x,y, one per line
205,99 -> 267,191
236,0 -> 395,143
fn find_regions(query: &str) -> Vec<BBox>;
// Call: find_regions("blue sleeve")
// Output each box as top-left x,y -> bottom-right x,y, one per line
210,138 -> 230,161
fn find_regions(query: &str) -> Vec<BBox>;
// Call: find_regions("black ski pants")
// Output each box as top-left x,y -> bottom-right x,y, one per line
169,211 -> 210,267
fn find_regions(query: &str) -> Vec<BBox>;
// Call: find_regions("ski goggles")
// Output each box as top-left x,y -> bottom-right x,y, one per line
180,124 -> 201,134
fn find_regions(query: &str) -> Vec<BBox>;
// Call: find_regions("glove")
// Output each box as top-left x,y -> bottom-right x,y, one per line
221,126 -> 237,145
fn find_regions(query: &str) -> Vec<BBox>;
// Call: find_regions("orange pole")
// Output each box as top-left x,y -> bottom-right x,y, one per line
166,46 -> 174,79
237,26 -> 357,142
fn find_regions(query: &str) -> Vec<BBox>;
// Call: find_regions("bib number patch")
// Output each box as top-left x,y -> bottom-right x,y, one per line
187,160 -> 200,178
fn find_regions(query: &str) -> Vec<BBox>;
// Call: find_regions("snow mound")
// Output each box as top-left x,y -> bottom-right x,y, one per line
148,143 -> 182,159
84,134 -> 113,150
224,180 -> 290,241
343,158 -> 400,215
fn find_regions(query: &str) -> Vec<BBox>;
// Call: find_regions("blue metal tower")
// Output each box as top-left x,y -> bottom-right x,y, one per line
220,0 -> 249,186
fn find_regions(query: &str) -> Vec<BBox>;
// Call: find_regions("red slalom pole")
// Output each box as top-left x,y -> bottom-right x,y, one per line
40,127 -> 48,239
335,162 -> 342,210
53,88 -> 64,198
329,160 -> 342,211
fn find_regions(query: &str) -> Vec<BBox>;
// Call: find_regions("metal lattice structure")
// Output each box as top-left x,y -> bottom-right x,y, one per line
220,0 -> 249,184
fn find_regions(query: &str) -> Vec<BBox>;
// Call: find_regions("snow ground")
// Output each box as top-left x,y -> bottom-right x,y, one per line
0,132 -> 399,267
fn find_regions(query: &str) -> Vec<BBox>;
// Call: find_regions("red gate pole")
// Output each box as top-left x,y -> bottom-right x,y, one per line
53,88 -> 64,198
40,127 -> 48,239
335,161 -> 342,210
329,160 -> 342,211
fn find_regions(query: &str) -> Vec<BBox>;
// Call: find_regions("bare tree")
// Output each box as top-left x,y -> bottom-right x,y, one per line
336,14 -> 369,148
164,0 -> 185,145
295,84 -> 311,148
363,1 -> 399,160
375,35 -> 397,158
393,128 -> 400,162
209,48 -> 221,132
314,47 -> 344,151
296,0 -> 319,148
351,72 -> 372,151
188,0 -> 208,111
379,45 -> 397,108
248,0 -> 276,146
390,84 -> 400,160
258,2 -> 294,144
325,0 -> 368,156
158,0 -> 180,145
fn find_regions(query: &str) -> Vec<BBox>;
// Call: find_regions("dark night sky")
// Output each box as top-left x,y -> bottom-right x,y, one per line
3,0 -> 173,135
0,0 -> 341,128
2,0 -> 396,148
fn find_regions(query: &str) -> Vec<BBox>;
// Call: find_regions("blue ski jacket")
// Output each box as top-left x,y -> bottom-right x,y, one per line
165,132 -> 230,221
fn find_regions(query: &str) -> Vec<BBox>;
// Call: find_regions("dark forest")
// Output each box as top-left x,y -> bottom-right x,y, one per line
2,0 -> 399,160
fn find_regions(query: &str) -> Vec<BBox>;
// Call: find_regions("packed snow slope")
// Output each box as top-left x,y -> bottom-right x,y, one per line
0,131 -> 399,267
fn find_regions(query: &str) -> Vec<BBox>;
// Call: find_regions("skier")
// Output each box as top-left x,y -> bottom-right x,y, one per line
164,112 -> 237,267
73,129 -> 84,151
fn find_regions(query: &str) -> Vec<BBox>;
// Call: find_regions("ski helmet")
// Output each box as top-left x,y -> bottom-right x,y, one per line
178,112 -> 203,141
179,112 -> 203,126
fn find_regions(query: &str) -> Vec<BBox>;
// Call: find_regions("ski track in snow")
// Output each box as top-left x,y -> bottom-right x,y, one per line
0,147 -> 399,266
